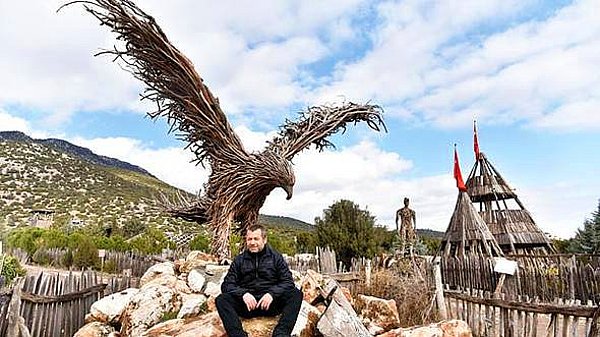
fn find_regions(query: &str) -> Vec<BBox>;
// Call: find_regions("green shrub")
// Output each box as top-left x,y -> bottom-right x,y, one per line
61,249 -> 73,268
73,238 -> 100,269
40,229 -> 68,249
1,254 -> 26,285
101,259 -> 118,274
189,234 -> 210,252
7,227 -> 45,256
32,248 -> 51,266
268,234 -> 296,256
130,228 -> 169,255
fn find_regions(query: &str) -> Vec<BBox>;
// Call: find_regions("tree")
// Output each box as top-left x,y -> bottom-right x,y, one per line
569,200 -> 600,253
296,231 -> 317,253
267,233 -> 296,256
315,200 -> 378,268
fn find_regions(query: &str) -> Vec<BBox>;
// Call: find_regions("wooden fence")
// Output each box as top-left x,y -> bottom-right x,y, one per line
12,247 -> 157,277
0,271 -> 136,337
441,254 -> 600,305
439,254 -> 600,337
444,289 -> 599,337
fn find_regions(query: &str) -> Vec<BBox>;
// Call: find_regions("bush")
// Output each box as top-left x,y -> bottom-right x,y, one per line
32,248 -> 51,266
189,234 -> 210,252
268,233 -> 296,256
1,254 -> 26,285
73,238 -> 100,269
354,258 -> 438,327
7,227 -> 45,256
130,228 -> 169,255
101,259 -> 118,274
61,249 -> 74,268
40,229 -> 68,249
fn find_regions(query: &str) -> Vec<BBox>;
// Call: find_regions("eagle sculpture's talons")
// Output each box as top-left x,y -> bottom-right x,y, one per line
72,0 -> 386,261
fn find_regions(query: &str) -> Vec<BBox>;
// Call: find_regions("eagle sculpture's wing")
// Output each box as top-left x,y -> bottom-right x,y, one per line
62,0 -> 248,166
266,102 -> 386,160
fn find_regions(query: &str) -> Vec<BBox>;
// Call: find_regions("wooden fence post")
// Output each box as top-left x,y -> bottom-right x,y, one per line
433,257 -> 447,320
6,278 -> 31,337
365,260 -> 371,288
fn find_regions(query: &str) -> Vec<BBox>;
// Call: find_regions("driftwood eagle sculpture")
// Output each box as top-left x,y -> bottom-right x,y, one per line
65,0 -> 386,260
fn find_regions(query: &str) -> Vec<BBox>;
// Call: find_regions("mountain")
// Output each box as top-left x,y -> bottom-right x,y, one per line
416,228 -> 445,239
0,132 -> 313,235
259,214 -> 313,232
0,131 -> 152,176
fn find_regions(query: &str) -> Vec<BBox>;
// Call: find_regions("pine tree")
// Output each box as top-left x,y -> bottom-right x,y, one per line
315,199 -> 378,268
570,200 -> 600,253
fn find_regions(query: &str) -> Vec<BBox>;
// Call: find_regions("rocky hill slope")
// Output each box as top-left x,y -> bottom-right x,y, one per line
0,134 -> 195,232
0,132 -> 313,235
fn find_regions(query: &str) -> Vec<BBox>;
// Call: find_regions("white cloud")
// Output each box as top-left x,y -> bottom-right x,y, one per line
70,136 -> 208,193
0,0 -> 370,126
520,182 -> 599,239
0,110 -> 31,133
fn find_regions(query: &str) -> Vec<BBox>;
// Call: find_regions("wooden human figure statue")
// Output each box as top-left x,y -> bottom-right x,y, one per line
395,197 -> 417,255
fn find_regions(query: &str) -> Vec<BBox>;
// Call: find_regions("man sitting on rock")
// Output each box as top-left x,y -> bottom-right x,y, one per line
216,224 -> 303,337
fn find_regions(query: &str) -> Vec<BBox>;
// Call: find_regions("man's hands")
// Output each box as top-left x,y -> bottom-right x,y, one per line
242,293 -> 258,311
257,293 -> 273,310
242,292 -> 273,311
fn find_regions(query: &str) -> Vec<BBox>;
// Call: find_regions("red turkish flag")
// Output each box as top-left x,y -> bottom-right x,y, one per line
454,147 -> 467,192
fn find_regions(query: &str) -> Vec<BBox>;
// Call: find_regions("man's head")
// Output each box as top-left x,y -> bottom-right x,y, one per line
404,197 -> 410,206
246,224 -> 267,253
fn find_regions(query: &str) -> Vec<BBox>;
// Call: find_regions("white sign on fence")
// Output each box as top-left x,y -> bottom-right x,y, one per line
493,257 -> 518,275
98,249 -> 106,258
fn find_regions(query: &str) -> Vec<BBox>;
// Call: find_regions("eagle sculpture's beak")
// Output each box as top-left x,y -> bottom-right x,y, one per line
283,185 -> 294,200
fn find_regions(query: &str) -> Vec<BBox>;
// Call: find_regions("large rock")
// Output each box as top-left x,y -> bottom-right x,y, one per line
204,281 -> 222,298
378,320 -> 471,337
144,273 -> 192,294
180,251 -> 219,273
177,293 -> 207,319
301,270 -> 325,304
355,294 -> 400,331
73,321 -> 115,337
121,284 -> 182,337
142,312 -> 226,337
242,316 -> 279,337
140,262 -> 176,286
89,288 -> 139,324
187,269 -> 206,293
291,301 -> 321,337
316,285 -> 371,337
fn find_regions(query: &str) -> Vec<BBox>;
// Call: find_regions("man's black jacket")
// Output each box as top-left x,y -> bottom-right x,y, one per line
221,245 -> 295,300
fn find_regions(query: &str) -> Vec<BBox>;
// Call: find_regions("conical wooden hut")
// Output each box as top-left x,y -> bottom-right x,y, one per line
466,151 -> 555,255
440,190 -> 504,258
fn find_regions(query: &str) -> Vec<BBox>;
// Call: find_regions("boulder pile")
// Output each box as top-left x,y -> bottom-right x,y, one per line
74,251 -> 471,337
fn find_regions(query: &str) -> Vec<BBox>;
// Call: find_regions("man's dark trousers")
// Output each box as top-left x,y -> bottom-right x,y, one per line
216,288 -> 303,337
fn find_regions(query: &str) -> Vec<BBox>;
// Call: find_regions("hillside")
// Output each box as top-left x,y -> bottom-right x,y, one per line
0,131 -> 152,176
0,135 -> 196,232
0,133 -> 314,236
259,214 -> 313,232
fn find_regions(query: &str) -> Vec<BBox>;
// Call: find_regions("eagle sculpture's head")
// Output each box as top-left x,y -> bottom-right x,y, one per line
257,150 -> 295,200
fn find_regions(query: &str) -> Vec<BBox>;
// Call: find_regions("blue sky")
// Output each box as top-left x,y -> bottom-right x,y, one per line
1,0 -> 599,238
